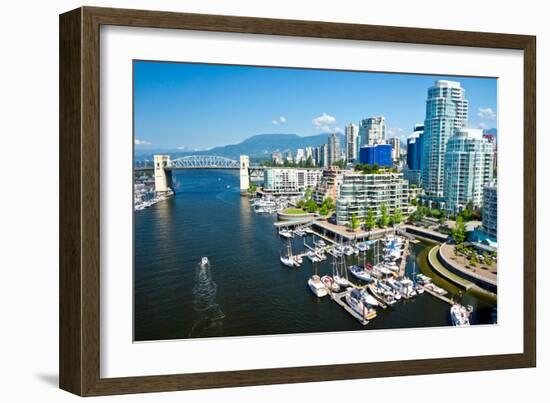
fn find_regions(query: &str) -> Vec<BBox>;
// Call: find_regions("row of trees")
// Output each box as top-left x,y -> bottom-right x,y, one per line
353,163 -> 398,174
295,189 -> 336,216
348,204 -> 403,231
455,243 -> 496,267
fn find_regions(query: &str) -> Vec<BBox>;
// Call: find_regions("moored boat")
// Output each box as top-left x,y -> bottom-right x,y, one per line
308,275 -> 328,297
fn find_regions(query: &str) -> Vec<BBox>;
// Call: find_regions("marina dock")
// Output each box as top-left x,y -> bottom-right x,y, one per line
419,285 -> 454,305
329,290 -> 369,326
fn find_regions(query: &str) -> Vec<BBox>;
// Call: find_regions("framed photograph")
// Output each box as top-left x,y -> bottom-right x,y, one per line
59,6 -> 536,396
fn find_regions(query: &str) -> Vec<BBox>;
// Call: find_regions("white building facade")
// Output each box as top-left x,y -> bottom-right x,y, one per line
359,116 -> 386,146
263,168 -> 323,193
443,129 -> 494,213
336,171 -> 409,226
345,123 -> 360,162
421,80 -> 469,200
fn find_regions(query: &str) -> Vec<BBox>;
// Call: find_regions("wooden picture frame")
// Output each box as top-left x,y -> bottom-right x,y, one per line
59,6 -> 536,396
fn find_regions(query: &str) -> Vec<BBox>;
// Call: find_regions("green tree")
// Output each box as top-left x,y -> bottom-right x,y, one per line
323,197 -> 335,210
306,199 -> 318,213
305,156 -> 313,168
452,215 -> 466,244
482,252 -> 492,266
469,253 -> 479,267
364,208 -> 376,231
319,205 -> 329,217
378,204 -> 390,228
392,207 -> 403,225
304,186 -> 313,200
350,213 -> 360,231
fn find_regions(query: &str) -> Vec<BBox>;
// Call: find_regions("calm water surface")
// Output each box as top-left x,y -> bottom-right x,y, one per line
134,170 -> 496,341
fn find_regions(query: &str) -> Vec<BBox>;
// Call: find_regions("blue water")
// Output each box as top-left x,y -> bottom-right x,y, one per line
134,169 -> 495,341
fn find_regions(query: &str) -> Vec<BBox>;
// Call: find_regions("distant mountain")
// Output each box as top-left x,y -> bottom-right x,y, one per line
135,133 -> 344,161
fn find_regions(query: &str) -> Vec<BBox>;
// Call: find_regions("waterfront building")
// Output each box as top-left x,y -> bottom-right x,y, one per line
421,80 -> 469,201
345,123 -> 360,162
271,151 -> 283,165
263,168 -> 323,194
482,182 -> 497,239
312,167 -> 344,205
389,137 -> 401,161
443,129 -> 494,213
359,116 -> 386,146
336,171 -> 409,226
295,148 -> 305,164
328,133 -> 341,166
358,144 -> 392,167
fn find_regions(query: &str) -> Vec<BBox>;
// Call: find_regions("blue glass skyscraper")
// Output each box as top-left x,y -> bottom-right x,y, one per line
359,144 -> 392,167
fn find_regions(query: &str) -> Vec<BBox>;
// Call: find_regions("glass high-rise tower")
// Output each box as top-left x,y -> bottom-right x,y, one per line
421,80 -> 468,200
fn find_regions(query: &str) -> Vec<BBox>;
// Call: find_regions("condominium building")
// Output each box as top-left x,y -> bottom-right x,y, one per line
405,124 -> 424,187
312,167 -> 344,205
263,168 -> 323,194
359,144 -> 392,167
271,151 -> 283,165
406,124 -> 424,170
318,144 -> 329,168
345,123 -> 360,162
359,116 -> 386,146
443,129 -> 494,213
295,148 -> 305,164
389,137 -> 401,161
421,80 -> 469,199
482,182 -> 497,239
336,171 -> 409,226
328,133 -> 341,166
305,146 -> 314,165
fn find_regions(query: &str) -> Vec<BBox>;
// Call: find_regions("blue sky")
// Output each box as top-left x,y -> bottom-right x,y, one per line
134,61 -> 497,150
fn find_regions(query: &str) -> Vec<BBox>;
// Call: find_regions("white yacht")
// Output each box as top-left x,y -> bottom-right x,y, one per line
308,275 -> 328,297
278,228 -> 293,238
346,289 -> 377,320
360,289 -> 379,307
450,304 -> 472,326
349,265 -> 372,282
201,257 -> 209,266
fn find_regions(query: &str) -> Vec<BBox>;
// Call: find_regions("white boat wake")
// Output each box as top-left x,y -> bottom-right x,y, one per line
189,258 -> 225,337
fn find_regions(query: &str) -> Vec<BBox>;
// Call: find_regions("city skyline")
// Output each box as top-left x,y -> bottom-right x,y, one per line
134,61 -> 497,150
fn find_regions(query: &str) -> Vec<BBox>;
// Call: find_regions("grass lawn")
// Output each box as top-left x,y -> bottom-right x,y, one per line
282,208 -> 307,215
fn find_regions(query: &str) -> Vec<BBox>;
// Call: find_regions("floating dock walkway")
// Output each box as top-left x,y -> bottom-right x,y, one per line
329,290 -> 369,326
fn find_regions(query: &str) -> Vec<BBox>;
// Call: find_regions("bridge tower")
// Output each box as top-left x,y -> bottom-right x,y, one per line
154,155 -> 173,194
239,155 -> 250,194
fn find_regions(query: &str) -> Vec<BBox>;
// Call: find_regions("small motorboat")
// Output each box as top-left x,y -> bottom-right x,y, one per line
201,257 -> 209,266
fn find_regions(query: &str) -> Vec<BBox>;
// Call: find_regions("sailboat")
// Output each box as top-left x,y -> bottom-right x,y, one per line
308,261 -> 328,297
334,254 -> 350,287
280,240 -> 295,268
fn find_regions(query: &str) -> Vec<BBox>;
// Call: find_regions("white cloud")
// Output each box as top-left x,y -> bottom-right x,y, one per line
477,107 -> 496,120
312,113 -> 339,132
478,122 -> 488,129
272,116 -> 286,125
134,139 -> 152,145
388,127 -> 403,136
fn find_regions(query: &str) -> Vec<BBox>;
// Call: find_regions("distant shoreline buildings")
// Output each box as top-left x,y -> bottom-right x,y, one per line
259,79 -> 496,242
